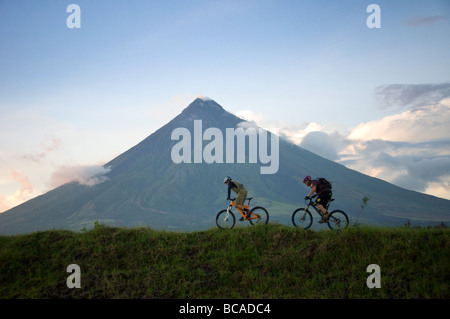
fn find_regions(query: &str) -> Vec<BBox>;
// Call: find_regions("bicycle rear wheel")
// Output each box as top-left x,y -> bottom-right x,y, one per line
292,208 -> 313,229
327,210 -> 349,231
216,209 -> 235,230
248,206 -> 269,225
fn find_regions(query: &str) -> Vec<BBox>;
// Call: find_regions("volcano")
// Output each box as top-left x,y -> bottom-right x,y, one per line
0,98 -> 449,234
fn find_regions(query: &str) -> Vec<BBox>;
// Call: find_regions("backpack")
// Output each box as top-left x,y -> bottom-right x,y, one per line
317,177 -> 332,191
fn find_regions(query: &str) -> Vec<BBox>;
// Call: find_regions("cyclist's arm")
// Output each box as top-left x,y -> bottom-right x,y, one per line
307,182 -> 317,197
227,181 -> 236,199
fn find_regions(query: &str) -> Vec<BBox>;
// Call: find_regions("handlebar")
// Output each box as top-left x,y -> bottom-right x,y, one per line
304,194 -> 317,205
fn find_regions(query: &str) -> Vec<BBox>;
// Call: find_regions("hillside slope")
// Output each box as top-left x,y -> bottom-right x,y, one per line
0,224 -> 448,299
1,98 -> 449,234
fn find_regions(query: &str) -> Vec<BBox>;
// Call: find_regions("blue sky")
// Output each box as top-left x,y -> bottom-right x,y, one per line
1,0 -> 450,211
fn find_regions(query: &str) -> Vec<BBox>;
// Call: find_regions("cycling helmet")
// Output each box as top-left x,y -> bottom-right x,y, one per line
223,176 -> 231,183
302,175 -> 311,183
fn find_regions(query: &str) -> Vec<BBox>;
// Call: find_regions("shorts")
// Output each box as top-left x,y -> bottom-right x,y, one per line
235,187 -> 247,206
316,190 -> 332,208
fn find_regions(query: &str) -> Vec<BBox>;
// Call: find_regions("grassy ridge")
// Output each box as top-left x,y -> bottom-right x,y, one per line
0,223 -> 448,299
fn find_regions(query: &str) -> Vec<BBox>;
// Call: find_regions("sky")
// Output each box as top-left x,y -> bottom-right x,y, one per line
1,0 -> 450,212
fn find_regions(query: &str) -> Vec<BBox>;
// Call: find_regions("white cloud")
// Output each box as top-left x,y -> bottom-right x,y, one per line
341,98 -> 450,198
0,169 -> 34,213
349,99 -> 450,143
300,131 -> 340,161
235,110 -> 265,125
235,109 -> 324,144
48,165 -> 111,188
425,179 -> 450,199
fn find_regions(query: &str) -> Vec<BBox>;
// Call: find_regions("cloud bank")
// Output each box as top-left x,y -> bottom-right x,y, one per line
349,98 -> 450,142
236,83 -> 450,200
48,165 -> 112,188
404,15 -> 448,27
375,82 -> 450,110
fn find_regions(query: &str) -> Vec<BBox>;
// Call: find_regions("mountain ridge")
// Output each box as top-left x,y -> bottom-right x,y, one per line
0,98 -> 449,234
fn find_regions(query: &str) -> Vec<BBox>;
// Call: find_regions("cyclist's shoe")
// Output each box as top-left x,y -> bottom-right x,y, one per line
241,208 -> 252,220
318,212 -> 330,224
239,209 -> 250,221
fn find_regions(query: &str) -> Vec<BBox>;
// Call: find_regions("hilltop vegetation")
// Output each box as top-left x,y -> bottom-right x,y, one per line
0,223 -> 448,299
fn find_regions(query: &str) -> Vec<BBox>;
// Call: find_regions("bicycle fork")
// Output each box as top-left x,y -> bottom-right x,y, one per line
224,205 -> 232,222
301,204 -> 310,220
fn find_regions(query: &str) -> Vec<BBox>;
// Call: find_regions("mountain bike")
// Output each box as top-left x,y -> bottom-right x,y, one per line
216,197 -> 269,230
291,194 -> 349,231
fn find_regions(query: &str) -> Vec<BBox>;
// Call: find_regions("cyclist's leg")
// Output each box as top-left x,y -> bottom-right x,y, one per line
317,203 -> 327,215
317,191 -> 331,223
235,190 -> 248,217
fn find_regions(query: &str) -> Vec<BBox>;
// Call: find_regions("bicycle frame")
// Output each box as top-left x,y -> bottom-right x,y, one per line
303,196 -> 330,219
228,199 -> 258,220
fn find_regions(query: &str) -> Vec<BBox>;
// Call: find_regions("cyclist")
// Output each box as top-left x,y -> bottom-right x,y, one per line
302,175 -> 332,223
224,176 -> 250,220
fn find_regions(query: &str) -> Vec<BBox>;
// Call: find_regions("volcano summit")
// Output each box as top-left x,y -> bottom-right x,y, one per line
0,98 -> 449,234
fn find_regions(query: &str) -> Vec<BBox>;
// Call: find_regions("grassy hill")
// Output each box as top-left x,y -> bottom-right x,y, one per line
0,223 -> 448,299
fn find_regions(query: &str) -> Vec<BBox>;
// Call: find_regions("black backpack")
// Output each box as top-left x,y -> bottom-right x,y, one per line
317,177 -> 332,190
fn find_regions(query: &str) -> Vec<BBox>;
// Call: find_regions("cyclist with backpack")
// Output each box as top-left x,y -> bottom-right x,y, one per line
302,175 -> 332,223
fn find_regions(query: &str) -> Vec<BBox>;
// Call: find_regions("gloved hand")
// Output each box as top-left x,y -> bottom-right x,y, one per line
305,196 -> 310,200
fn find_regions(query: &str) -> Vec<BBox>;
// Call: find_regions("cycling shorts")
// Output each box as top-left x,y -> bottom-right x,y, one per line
235,188 -> 247,206
316,190 -> 332,207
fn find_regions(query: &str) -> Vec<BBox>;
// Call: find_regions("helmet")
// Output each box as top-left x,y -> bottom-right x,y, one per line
302,175 -> 311,183
223,176 -> 231,183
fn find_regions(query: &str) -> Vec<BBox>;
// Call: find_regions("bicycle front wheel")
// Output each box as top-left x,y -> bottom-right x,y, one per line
327,210 -> 349,231
292,208 -> 313,229
216,209 -> 235,230
248,206 -> 269,226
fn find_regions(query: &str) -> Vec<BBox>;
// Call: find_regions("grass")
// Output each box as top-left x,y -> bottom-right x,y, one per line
0,223 -> 448,299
